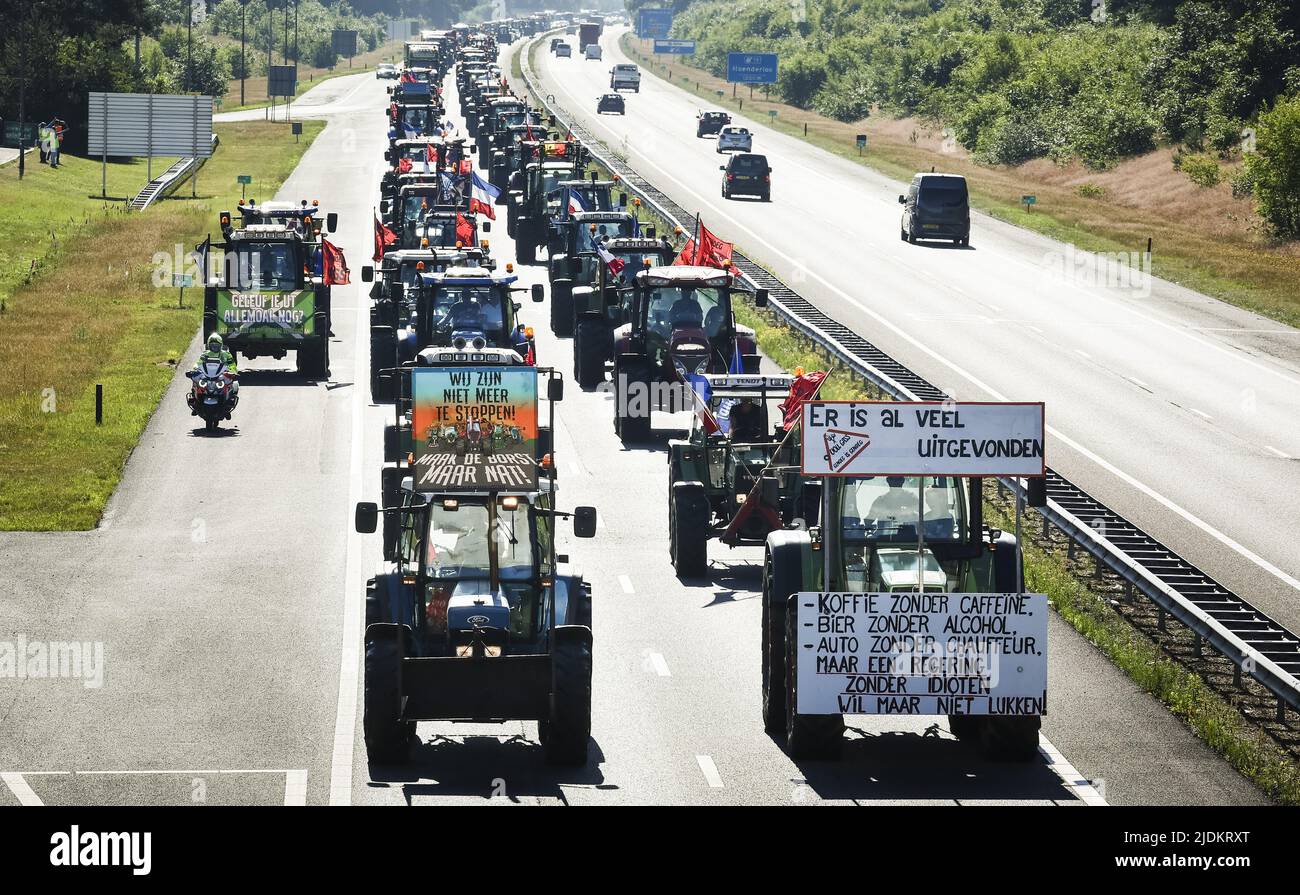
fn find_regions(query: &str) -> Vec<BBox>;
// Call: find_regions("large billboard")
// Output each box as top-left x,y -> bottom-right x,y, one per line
411,366 -> 539,491
636,8 -> 674,39
87,93 -> 214,158
801,401 -> 1046,477
726,52 -> 779,84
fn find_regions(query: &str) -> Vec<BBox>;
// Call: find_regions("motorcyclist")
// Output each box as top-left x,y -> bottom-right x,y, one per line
191,333 -> 239,397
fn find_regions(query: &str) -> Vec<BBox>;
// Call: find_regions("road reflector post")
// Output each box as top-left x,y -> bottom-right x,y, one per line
96,384 -> 103,426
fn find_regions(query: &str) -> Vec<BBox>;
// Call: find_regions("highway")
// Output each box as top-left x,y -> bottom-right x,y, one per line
0,54 -> 1269,806
534,27 -> 1300,645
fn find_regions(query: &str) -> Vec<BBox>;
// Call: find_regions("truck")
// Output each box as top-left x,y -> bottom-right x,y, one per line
578,20 -> 602,53
610,63 -> 640,93
204,201 -> 339,379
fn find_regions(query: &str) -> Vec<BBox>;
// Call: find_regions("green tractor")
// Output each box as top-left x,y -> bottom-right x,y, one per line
762,472 -> 1044,761
203,201 -> 338,379
569,234 -> 677,371
667,373 -> 820,578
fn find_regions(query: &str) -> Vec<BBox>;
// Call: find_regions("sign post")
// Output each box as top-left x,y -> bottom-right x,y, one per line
726,52 -> 778,85
237,173 -> 251,202
636,8 -> 674,40
796,400 -> 1048,719
856,133 -> 867,156
652,39 -> 695,55
1022,194 -> 1036,211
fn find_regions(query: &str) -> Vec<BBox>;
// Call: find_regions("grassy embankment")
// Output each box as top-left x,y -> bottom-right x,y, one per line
0,120 -> 324,530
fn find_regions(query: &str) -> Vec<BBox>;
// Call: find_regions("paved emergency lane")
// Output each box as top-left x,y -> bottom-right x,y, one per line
534,27 -> 1300,641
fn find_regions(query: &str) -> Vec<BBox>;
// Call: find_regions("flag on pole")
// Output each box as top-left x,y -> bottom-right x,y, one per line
566,188 -> 588,215
322,238 -> 350,285
779,370 -> 828,429
455,212 -> 475,246
595,240 -> 625,277
469,170 -> 499,220
373,215 -> 397,262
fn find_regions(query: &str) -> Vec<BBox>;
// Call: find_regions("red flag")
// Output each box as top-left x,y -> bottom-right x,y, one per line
397,157 -> 412,174
458,158 -> 472,175
525,120 -> 535,141
780,371 -> 828,430
322,238 -> 350,285
455,212 -> 474,246
698,223 -> 732,268
672,237 -> 696,266
373,216 -> 397,262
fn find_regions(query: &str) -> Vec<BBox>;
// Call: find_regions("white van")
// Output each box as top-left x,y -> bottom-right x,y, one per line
585,43 -> 603,61
610,63 -> 640,92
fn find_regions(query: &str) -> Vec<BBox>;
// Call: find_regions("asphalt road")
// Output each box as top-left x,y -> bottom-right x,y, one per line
0,57 -> 1268,806
536,28 -> 1300,643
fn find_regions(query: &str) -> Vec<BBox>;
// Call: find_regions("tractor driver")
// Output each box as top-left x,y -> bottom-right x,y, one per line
669,291 -> 704,330
865,476 -> 920,537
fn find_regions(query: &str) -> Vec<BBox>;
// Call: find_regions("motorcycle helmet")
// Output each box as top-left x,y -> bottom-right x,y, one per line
207,333 -> 224,353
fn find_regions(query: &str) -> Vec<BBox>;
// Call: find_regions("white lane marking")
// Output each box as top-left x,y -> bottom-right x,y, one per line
1038,736 -> 1108,806
695,755 -> 724,788
284,769 -> 308,806
1125,375 -> 1151,391
330,123 -> 381,808
539,57 -> 1300,596
1074,349 -> 1092,359
618,574 -> 635,594
1189,407 -> 1212,421
1,773 -> 43,806
648,651 -> 671,677
1265,445 -> 1291,459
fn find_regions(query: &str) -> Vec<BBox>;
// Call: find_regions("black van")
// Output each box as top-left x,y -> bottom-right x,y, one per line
720,153 -> 771,201
899,173 -> 970,246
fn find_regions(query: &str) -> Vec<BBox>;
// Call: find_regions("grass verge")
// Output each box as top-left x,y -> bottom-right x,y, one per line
218,40 -> 404,113
0,119 -> 324,530
621,34 -> 1300,330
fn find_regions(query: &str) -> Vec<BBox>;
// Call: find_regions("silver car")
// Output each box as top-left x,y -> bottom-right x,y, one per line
716,125 -> 752,153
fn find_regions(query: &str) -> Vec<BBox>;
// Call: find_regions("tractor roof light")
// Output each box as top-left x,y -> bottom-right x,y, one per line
524,325 -> 535,338
421,237 -> 430,247
539,453 -> 553,471
506,263 -> 514,273
416,261 -> 426,271
500,496 -> 519,509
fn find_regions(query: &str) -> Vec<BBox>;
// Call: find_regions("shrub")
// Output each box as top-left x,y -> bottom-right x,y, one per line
1180,153 -> 1222,187
1245,93 -> 1300,238
1076,182 -> 1106,199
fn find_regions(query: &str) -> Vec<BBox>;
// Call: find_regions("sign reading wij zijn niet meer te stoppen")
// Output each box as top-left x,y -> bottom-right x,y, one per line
796,591 -> 1048,716
411,365 -> 538,492
801,401 -> 1046,477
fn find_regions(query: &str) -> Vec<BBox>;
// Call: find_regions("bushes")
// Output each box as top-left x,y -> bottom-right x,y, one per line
1245,93 -> 1300,238
1178,153 -> 1223,187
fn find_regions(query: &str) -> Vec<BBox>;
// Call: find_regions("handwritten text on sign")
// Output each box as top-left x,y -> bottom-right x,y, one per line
796,592 -> 1048,716
801,401 -> 1045,476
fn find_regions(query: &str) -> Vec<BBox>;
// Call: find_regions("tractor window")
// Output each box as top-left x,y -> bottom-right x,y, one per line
840,476 -> 965,544
231,241 -> 298,291
577,220 -> 635,253
424,285 -> 508,336
643,286 -> 728,340
423,500 -> 535,581
403,195 -> 433,225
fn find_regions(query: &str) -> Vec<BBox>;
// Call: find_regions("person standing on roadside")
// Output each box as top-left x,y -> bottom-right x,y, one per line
50,117 -> 65,168
37,121 -> 49,163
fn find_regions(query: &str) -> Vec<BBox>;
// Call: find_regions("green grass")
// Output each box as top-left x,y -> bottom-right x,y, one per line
0,120 -> 324,530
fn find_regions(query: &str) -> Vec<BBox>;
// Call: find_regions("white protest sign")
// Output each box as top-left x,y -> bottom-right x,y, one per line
801,401 -> 1045,477
796,592 -> 1048,716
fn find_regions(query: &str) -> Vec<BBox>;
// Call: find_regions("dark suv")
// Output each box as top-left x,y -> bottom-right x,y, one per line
696,110 -> 731,138
720,153 -> 770,201
899,172 -> 970,246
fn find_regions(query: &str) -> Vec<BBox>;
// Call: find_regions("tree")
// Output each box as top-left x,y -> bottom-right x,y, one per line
1246,93 -> 1300,238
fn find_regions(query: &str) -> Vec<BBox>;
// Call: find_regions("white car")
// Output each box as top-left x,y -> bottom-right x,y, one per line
717,125 -> 753,153
585,44 -> 603,60
555,43 -> 572,58
375,63 -> 399,80
610,63 -> 640,92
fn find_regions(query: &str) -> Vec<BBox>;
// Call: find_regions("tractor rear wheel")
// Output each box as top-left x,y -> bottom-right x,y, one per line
978,715 -> 1041,762
615,362 -> 651,443
574,320 -> 607,389
670,483 -> 709,578
761,549 -> 802,734
784,597 -> 844,759
544,637 -> 592,765
363,627 -> 413,764
550,280 -> 574,337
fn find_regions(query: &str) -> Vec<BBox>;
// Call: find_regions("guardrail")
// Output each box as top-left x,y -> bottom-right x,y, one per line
515,35 -> 1300,720
130,134 -> 220,211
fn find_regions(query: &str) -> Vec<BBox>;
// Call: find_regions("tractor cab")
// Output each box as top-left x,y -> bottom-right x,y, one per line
400,267 -> 540,366
610,267 -> 764,442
